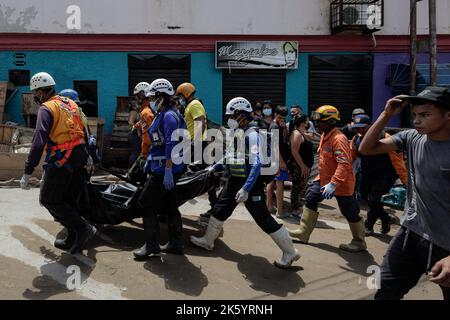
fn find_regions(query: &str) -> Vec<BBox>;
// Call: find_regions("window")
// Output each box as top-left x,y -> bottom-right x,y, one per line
74,80 -> 98,117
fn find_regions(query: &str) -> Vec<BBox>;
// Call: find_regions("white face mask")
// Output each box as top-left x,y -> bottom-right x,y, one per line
263,109 -> 272,116
227,118 -> 239,130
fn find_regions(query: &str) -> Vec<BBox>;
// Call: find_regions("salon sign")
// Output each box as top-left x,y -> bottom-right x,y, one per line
215,41 -> 298,69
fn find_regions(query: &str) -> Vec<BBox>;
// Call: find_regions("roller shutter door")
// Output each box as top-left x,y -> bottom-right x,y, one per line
308,55 -> 373,126
222,69 -> 286,122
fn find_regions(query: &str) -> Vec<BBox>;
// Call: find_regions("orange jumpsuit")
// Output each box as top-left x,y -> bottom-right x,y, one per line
133,101 -> 155,158
315,127 -> 355,196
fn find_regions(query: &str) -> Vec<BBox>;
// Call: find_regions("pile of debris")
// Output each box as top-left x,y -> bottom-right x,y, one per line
0,124 -> 44,181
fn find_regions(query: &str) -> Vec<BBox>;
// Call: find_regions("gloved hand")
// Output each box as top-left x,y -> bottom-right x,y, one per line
163,168 -> 174,190
235,188 -> 249,203
320,182 -> 336,200
20,174 -> 31,190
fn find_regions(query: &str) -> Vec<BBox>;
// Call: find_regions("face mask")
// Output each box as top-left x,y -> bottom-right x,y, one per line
179,97 -> 186,107
150,101 -> 157,112
227,118 -> 239,130
262,109 -> 272,116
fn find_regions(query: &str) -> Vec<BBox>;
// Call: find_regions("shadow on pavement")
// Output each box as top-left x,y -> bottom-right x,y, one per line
143,255 -> 209,297
23,248 -> 97,300
308,242 -> 378,277
182,218 -> 305,297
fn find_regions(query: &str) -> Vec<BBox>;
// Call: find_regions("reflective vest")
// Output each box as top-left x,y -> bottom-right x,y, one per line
42,96 -> 85,168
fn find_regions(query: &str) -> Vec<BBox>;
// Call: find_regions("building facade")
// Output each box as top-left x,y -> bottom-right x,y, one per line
1,0 -> 450,133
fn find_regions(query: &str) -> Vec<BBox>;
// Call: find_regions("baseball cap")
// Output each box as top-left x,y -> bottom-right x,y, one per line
399,86 -> 450,109
352,114 -> 372,128
352,108 -> 366,116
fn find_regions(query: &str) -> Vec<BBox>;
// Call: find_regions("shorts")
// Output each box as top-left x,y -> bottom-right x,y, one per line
274,170 -> 289,182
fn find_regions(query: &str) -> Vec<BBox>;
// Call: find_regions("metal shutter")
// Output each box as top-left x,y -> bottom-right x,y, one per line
308,55 -> 373,126
128,54 -> 191,95
222,69 -> 286,122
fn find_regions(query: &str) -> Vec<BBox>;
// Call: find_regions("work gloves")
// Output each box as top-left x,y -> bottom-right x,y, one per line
20,174 -> 31,190
235,188 -> 249,203
320,182 -> 336,200
163,167 -> 174,190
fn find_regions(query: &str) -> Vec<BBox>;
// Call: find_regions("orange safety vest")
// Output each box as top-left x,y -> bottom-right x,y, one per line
315,127 -> 355,196
42,95 -> 85,168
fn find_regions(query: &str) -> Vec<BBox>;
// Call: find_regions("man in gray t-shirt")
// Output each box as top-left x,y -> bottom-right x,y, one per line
391,129 -> 450,252
359,86 -> 450,300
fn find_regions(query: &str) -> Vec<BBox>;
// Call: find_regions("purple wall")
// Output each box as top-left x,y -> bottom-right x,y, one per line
372,52 -> 450,127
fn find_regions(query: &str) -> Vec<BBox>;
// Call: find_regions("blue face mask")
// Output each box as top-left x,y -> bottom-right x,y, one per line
179,97 -> 186,107
263,109 -> 272,116
150,101 -> 157,112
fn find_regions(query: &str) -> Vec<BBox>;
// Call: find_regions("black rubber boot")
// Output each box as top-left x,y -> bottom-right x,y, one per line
54,228 -> 76,251
161,214 -> 184,255
134,213 -> 161,260
380,216 -> 392,235
69,224 -> 97,254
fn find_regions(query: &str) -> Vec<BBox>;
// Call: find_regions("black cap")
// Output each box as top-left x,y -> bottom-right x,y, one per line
401,86 -> 450,109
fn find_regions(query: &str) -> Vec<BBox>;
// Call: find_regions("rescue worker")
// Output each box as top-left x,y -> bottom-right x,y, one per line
133,79 -> 187,260
342,108 -> 366,140
20,72 -> 97,254
350,114 -> 408,236
132,82 -> 155,160
288,105 -> 367,252
175,82 -> 218,226
190,97 -> 300,269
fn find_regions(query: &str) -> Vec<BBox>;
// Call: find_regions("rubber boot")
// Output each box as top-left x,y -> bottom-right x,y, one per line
54,228 -> 76,251
161,214 -> 184,255
134,214 -> 161,260
339,220 -> 367,252
287,207 -> 319,244
270,226 -> 301,269
69,224 -> 97,254
190,216 -> 224,251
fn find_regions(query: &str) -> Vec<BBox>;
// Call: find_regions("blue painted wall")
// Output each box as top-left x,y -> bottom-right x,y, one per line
191,52 -> 222,125
0,51 -> 129,133
286,53 -> 309,115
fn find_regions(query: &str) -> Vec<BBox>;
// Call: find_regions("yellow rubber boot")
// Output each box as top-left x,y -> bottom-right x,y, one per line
339,220 -> 367,252
287,207 -> 319,244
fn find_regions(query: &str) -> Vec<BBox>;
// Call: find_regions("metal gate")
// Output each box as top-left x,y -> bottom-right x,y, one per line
222,69 -> 286,122
308,54 -> 373,125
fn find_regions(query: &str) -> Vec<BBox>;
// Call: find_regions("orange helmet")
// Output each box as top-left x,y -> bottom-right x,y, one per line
311,105 -> 341,122
176,82 -> 196,99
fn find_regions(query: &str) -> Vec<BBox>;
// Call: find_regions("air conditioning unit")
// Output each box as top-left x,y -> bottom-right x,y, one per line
331,0 -> 384,35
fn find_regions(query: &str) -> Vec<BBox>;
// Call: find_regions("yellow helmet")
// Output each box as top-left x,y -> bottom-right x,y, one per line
176,82 -> 196,99
311,105 -> 341,122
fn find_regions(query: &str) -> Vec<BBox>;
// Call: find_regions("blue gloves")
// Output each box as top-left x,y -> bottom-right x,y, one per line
320,182 -> 336,200
163,167 -> 174,190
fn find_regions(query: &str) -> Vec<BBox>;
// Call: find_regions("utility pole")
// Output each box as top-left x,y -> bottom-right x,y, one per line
429,0 -> 437,86
410,0 -> 417,96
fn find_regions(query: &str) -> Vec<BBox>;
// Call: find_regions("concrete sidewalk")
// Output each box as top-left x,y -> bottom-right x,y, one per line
0,187 -> 442,300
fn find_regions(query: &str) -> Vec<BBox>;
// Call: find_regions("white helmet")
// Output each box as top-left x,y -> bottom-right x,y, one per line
133,82 -> 151,96
30,72 -> 56,91
225,97 -> 252,115
148,78 -> 174,97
